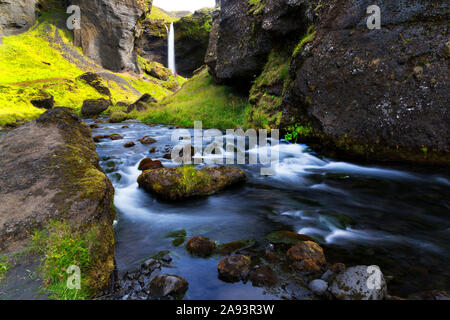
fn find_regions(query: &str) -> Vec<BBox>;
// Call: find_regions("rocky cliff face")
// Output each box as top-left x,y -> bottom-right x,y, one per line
135,17 -> 167,68
70,0 -> 151,72
174,8 -> 214,77
0,108 -> 116,293
206,0 -> 312,89
284,0 -> 449,163
0,0 -> 37,36
207,0 -> 450,163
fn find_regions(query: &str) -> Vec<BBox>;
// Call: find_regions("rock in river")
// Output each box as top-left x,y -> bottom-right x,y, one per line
217,254 -> 251,283
329,265 -> 387,300
138,158 -> 163,171
186,236 -> 216,257
286,241 -> 326,273
149,274 -> 189,299
137,166 -> 246,200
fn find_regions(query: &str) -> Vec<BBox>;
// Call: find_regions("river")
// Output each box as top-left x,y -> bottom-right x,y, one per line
87,118 -> 450,299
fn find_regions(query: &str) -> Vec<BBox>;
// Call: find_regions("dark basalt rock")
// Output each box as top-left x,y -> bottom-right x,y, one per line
69,0 -> 151,72
174,8 -> 214,77
81,98 -> 112,116
127,94 -> 157,113
284,0 -> 450,164
30,91 -> 54,109
206,0 -> 311,90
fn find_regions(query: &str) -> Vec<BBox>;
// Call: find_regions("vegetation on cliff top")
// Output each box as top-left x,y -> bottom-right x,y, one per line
148,6 -> 180,23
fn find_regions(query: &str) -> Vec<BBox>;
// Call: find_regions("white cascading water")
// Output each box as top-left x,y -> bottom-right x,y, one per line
166,22 -> 176,73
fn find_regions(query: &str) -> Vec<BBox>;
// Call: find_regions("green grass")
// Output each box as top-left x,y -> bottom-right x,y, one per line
31,220 -> 96,300
0,12 -> 175,127
148,6 -> 179,22
293,25 -> 316,57
137,68 -> 252,129
0,255 -> 10,280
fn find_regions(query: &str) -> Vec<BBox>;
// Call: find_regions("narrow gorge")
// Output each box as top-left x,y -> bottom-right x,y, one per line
0,0 -> 448,301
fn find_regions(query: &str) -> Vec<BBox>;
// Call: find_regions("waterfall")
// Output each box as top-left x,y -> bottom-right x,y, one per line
166,22 -> 176,74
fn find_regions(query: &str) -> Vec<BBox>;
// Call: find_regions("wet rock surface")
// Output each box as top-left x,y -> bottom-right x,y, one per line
284,0 -> 450,163
330,265 -> 387,300
138,158 -> 163,171
186,236 -> 216,257
217,254 -> 251,283
112,256 -> 188,300
286,241 -> 326,273
137,166 -> 247,200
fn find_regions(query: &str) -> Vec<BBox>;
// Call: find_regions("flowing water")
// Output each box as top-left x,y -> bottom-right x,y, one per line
87,118 -> 450,299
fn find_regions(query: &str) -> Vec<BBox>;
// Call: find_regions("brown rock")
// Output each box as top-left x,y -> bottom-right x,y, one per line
330,263 -> 346,274
109,134 -> 123,140
149,274 -> 188,298
124,141 -> 135,148
186,236 -> 216,257
138,136 -> 157,145
93,134 -> 110,142
249,266 -> 277,287
149,146 -> 156,153
138,158 -> 163,171
286,241 -> 326,273
217,254 -> 251,283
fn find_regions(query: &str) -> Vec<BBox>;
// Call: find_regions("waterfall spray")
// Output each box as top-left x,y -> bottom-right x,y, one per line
165,22 -> 176,74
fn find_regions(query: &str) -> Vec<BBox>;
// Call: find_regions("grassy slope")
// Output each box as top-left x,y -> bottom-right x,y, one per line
136,69 -> 251,129
148,6 -> 180,22
0,13 -> 174,127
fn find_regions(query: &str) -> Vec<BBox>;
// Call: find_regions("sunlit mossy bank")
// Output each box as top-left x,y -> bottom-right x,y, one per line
0,13 -> 174,127
136,68 -> 252,130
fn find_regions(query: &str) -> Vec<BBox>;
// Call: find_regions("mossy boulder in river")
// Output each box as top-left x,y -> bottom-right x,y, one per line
137,166 -> 246,200
0,108 -> 115,298
109,111 -> 128,123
